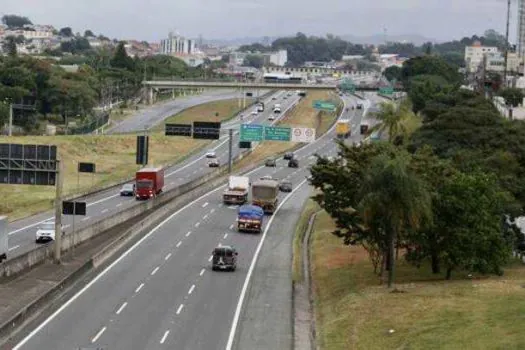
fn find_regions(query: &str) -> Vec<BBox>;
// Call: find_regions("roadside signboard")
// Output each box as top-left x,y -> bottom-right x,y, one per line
264,126 -> 291,141
312,101 -> 337,112
379,86 -> 394,95
240,124 -> 264,142
291,127 -> 316,143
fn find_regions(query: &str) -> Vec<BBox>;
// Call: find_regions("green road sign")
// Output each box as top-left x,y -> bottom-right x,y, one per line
313,101 -> 337,112
240,124 -> 264,142
264,126 -> 291,141
379,86 -> 394,95
339,78 -> 356,93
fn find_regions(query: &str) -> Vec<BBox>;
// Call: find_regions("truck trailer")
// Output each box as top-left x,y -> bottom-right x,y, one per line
335,119 -> 351,139
135,167 -> 165,200
251,179 -> 279,214
223,176 -> 250,205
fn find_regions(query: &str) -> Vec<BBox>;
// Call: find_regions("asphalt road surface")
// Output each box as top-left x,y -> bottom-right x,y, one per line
5,90 -> 295,259
12,94 -> 370,350
106,89 -> 268,134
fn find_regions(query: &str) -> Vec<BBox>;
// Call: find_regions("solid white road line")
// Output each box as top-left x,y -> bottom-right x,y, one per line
165,253 -> 172,260
101,209 -> 109,214
91,326 -> 106,343
81,216 -> 91,222
202,202 -> 209,208
160,330 -> 170,344
115,302 -> 127,315
8,245 -> 19,251
225,178 -> 308,350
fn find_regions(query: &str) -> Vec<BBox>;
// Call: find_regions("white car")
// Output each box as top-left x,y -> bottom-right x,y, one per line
205,151 -> 216,158
35,221 -> 63,243
251,110 -> 258,116
268,115 -> 275,121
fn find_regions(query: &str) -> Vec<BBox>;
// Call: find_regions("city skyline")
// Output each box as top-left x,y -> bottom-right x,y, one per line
0,0 -> 516,43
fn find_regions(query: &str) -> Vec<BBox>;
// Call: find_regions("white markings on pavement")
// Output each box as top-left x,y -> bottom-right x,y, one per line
208,255 -> 213,262
8,245 -> 19,251
101,209 -> 109,214
176,304 -> 184,315
200,268 -> 205,276
63,224 -> 70,229
195,222 -> 200,228
116,203 -> 122,208
116,302 -> 127,315
229,224 -> 234,230
135,283 -> 145,293
165,253 -> 172,260
223,233 -> 228,239
188,284 -> 195,295
203,214 -> 208,220
202,202 -> 209,208
160,330 -> 170,344
176,241 -> 182,248
170,182 -> 175,186
185,231 -> 192,237
91,326 -> 107,343
81,216 -> 91,222
151,266 -> 160,275
210,208 -> 215,214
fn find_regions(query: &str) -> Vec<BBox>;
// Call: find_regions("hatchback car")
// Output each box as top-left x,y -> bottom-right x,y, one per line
279,180 -> 292,192
36,221 -> 64,243
265,158 -> 277,167
283,152 -> 294,160
208,159 -> 219,167
120,183 -> 135,196
268,115 -> 275,121
288,158 -> 299,168
211,245 -> 238,271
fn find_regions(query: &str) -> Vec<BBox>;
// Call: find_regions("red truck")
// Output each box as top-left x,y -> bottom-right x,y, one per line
135,167 -> 164,200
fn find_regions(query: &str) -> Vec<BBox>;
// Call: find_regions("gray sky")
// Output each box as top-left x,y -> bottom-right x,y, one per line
1,0 -> 515,43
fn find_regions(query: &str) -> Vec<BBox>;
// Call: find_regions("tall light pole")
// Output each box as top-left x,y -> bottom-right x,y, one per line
8,102 -> 13,136
504,0 -> 511,87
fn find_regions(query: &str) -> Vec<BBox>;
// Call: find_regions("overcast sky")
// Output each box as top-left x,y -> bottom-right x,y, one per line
0,0 -> 516,43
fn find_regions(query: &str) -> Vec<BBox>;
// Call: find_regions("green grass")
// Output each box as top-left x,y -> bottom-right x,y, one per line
292,199 -> 320,282
310,210 -> 525,350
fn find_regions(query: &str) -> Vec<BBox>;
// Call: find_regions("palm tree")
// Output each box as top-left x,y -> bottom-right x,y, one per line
372,100 -> 413,143
359,152 -> 432,288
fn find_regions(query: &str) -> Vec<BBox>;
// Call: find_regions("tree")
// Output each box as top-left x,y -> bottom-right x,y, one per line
499,87 -> 524,107
402,55 -> 462,87
2,37 -> 17,57
407,74 -> 455,113
238,43 -> 271,52
84,30 -> 95,38
372,100 -> 413,144
1,15 -> 32,28
383,66 -> 402,82
359,152 -> 432,287
110,42 -> 135,71
242,54 -> 264,68
58,27 -> 74,37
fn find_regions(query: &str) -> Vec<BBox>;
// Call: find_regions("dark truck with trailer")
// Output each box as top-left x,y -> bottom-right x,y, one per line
251,179 -> 279,214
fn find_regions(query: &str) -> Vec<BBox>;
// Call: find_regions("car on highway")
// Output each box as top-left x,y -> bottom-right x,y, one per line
356,103 -> 363,109
272,96 -> 277,100
260,175 -> 274,180
35,221 -> 63,243
283,95 -> 288,100
279,180 -> 292,192
288,157 -> 299,168
268,115 -> 275,121
211,245 -> 238,271
208,159 -> 219,167
265,158 -> 277,167
205,151 -> 216,158
251,110 -> 258,116
283,152 -> 294,160
273,107 -> 281,114
119,183 -> 135,196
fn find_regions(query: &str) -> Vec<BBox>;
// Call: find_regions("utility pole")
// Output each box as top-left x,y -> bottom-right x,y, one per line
504,0 -> 511,87
54,160 -> 63,264
143,126 -> 148,167
8,103 -> 13,136
228,128 -> 233,174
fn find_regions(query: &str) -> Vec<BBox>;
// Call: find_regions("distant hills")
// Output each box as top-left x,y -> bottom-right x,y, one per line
202,34 -> 438,47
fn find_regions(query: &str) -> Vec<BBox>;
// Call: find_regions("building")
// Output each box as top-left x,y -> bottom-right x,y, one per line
160,32 -> 195,55
482,52 -> 521,74
264,50 -> 287,66
518,0 -> 525,58
229,52 -> 247,65
464,41 -> 499,73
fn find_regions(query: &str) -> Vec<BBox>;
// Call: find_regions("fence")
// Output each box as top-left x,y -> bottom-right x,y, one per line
68,112 -> 110,135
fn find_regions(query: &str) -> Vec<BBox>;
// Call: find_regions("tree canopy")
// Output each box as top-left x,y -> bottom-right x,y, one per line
1,15 -> 32,28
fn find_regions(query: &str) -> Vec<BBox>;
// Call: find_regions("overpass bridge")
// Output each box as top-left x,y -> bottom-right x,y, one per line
141,80 -> 405,104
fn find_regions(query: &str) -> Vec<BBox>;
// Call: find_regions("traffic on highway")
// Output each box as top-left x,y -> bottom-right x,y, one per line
11,93 -> 371,350
5,90 -> 300,259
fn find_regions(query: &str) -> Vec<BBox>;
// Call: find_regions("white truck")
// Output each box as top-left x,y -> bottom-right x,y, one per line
0,216 -> 8,262
223,176 -> 250,205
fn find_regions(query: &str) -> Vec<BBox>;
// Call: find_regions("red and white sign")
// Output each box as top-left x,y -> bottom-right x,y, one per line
291,127 -> 316,143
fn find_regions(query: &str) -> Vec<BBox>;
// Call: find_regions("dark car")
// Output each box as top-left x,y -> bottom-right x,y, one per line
212,246 -> 238,271
208,159 -> 220,167
279,181 -> 292,192
120,183 -> 135,196
283,152 -> 294,160
356,103 -> 363,109
265,158 -> 277,167
288,158 -> 299,168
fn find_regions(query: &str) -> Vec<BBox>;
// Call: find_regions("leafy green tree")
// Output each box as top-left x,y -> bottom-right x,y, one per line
372,100 -> 413,143
84,30 -> 95,38
499,87 -> 524,107
58,27 -> 74,37
2,37 -> 17,57
383,66 -> 402,82
407,74 -> 455,113
238,43 -> 271,52
402,55 -> 462,86
242,54 -> 264,68
1,15 -> 32,28
110,42 -> 135,71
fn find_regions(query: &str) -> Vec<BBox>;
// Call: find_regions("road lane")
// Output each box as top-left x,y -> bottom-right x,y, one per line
13,94 -> 371,350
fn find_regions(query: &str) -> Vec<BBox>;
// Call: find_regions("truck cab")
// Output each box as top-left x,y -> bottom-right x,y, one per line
211,246 -> 238,271
237,205 -> 264,233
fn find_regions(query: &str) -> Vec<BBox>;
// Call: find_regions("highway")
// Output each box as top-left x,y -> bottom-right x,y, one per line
5,90 -> 295,259
106,89 -> 268,134
12,94 -> 370,350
